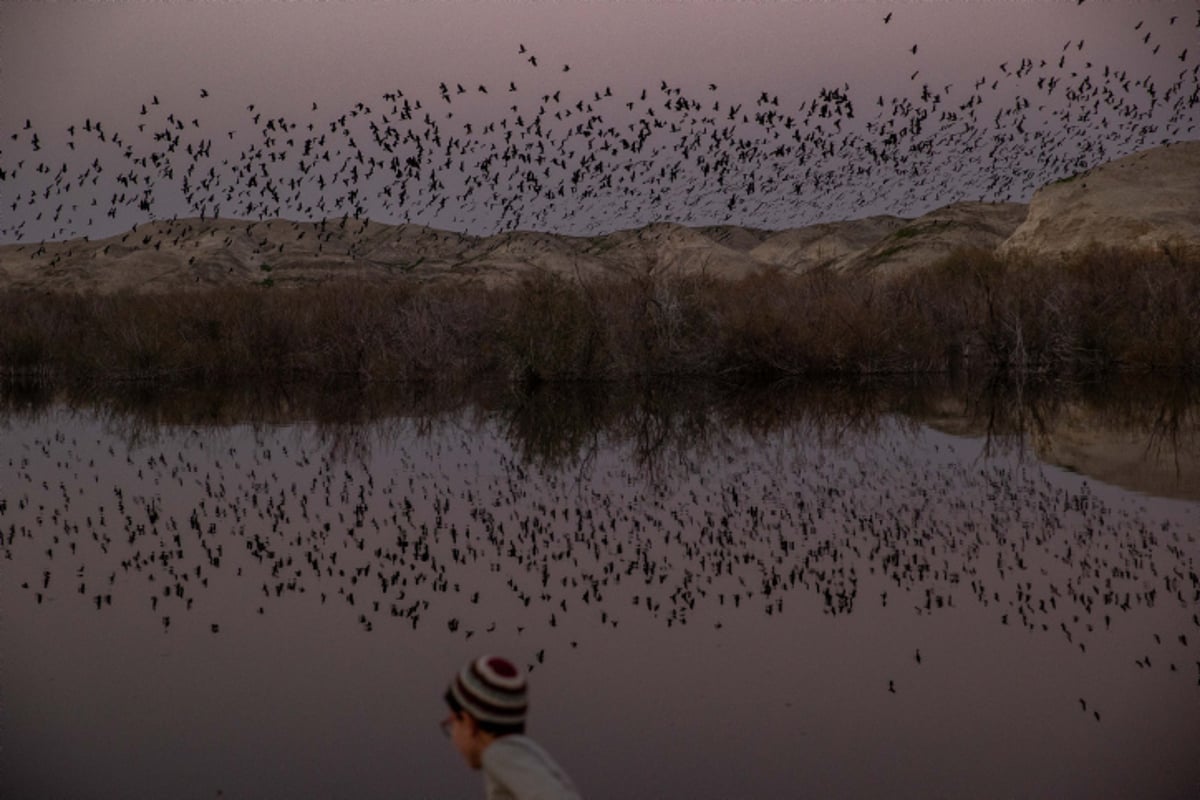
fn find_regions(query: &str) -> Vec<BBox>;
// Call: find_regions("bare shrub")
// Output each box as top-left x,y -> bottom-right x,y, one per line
496,270 -> 605,384
2,244 -> 1199,388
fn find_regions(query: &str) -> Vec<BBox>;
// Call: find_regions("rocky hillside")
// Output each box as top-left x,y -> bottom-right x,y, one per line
1,141 -> 1197,294
999,140 -> 1200,259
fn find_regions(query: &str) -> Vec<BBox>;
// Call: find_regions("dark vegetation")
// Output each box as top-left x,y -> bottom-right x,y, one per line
2,245 -> 1199,388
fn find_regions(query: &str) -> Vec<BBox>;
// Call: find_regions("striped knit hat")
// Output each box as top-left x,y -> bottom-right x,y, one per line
447,655 -> 529,729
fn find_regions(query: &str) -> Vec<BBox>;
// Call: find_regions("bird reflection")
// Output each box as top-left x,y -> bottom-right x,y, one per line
5,380 -> 1200,726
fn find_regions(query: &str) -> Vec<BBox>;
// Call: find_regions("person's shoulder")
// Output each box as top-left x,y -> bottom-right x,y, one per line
486,735 -> 551,761
482,735 -> 582,800
482,734 -> 557,775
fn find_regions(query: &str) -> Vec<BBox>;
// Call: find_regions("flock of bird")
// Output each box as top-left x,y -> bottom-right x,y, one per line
4,405 -> 1199,725
2,8 -> 1198,249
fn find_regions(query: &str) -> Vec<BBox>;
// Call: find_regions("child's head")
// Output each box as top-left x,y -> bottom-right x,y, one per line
443,655 -> 528,768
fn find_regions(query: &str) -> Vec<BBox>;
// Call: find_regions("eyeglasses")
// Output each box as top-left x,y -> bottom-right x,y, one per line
440,714 -> 455,738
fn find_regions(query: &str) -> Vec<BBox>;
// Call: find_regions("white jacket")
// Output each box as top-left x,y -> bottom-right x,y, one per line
481,734 -> 582,800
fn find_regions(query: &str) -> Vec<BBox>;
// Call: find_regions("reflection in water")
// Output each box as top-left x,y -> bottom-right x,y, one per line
1,377 -> 1198,799
5,375 -> 1198,497
918,376 -> 1200,500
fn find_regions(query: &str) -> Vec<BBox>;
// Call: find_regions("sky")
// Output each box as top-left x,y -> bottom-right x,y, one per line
2,0 -> 1198,243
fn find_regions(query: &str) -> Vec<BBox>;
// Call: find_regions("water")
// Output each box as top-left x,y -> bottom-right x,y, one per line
2,380 -> 1199,799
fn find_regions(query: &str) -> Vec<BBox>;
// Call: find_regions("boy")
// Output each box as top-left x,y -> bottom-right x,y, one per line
442,654 -> 582,800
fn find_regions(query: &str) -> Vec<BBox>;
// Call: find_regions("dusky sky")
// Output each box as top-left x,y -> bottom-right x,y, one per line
2,1 -> 1197,242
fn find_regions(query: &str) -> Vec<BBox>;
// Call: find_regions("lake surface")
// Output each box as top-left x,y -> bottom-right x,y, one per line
2,379 -> 1199,799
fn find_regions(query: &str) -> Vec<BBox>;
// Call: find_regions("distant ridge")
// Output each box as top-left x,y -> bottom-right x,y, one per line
2,141 -> 1198,294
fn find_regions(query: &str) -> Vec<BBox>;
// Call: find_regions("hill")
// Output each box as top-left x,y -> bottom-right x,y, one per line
1,141 -> 1197,294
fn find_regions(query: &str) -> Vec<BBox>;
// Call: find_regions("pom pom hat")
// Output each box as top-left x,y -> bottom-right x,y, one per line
448,655 -> 529,728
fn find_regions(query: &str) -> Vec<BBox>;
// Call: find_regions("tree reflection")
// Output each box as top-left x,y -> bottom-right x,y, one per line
1,375 -> 1198,496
